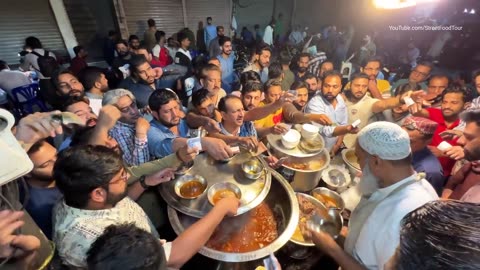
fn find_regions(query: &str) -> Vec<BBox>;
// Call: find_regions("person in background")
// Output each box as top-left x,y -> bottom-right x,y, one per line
128,35 -> 141,53
425,74 -> 450,108
263,19 -> 275,46
274,13 -> 284,43
175,32 -> 193,74
391,61 -> 433,94
50,70 -> 85,109
204,17 -> 217,49
241,26 -> 254,48
401,116 -> 444,195
386,200 -> 480,270
208,26 -> 225,58
118,55 -> 158,108
308,122 -> 438,270
70,45 -> 88,76
144,18 -> 157,52
20,140 -> 61,239
20,36 -> 57,80
112,39 -> 132,69
303,73 -> 320,101
357,34 -> 376,66
360,56 -> 391,99
190,88 -> 222,123
0,60 -> 31,101
243,45 -> 271,83
79,67 -> 109,115
179,27 -> 196,51
317,60 -> 334,79
166,38 -> 179,61
151,31 -> 171,68
196,21 -> 206,54
280,56 -> 294,91
294,53 -> 310,81
254,24 -> 263,44
254,79 -> 289,138
104,30 -> 118,66
218,36 -> 235,93
102,89 -> 151,166
87,223 -> 167,270
289,25 -> 304,45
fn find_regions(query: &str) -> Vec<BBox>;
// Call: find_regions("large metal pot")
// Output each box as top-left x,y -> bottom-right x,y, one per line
167,169 -> 299,267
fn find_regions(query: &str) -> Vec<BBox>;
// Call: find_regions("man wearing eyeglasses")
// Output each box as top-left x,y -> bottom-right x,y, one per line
391,61 -> 433,95
103,89 -> 150,166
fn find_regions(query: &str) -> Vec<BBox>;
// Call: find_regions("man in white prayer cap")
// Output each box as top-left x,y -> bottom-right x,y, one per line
307,121 -> 438,270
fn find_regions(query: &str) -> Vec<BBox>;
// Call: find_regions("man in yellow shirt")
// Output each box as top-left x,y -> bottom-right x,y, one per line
345,56 -> 391,99
254,79 -> 289,137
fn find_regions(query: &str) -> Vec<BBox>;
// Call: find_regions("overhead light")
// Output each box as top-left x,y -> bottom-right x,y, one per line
373,0 -> 417,9
470,9 -> 475,14
464,8 -> 468,13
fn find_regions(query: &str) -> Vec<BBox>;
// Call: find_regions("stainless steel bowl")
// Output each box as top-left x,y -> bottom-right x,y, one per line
207,182 -> 242,206
241,159 -> 264,180
174,174 -> 207,199
168,169 -> 299,263
174,161 -> 194,176
311,187 -> 345,212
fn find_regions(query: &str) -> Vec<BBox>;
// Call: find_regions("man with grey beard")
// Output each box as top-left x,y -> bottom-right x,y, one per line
306,122 -> 438,270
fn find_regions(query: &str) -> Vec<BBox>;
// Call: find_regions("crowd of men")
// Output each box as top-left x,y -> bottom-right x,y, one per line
0,15 -> 479,270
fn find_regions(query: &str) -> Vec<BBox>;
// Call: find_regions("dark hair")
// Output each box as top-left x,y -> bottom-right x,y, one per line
53,145 -> 123,208
303,73 -> 317,82
254,24 -> 259,30
25,36 -> 42,49
441,85 -> 474,103
218,36 -> 231,47
207,16 -> 212,21
73,45 -> 84,56
268,62 -> 283,80
394,82 -> 422,97
319,60 -> 334,71
87,223 -> 166,270
255,45 -> 272,55
155,31 -> 166,42
191,88 -> 210,108
241,81 -> 263,96
147,18 -> 156,27
70,126 -> 95,147
395,200 -> 480,270
218,95 -> 242,113
79,67 -> 105,91
290,81 -> 308,90
321,70 -> 342,86
350,72 -> 369,82
429,73 -> 450,84
461,109 -> 480,127
128,54 -> 148,76
52,69 -> 78,88
115,39 -> 128,48
128,35 -> 140,43
362,56 -> 383,68
264,79 -> 282,93
216,26 -> 224,32
298,52 -> 310,61
472,69 -> 480,82
0,60 -> 7,71
240,71 -> 261,87
416,61 -> 434,71
60,95 -> 90,112
177,32 -> 188,43
148,89 -> 178,112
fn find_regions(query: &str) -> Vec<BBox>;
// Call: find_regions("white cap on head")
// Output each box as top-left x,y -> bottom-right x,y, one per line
357,121 -> 411,160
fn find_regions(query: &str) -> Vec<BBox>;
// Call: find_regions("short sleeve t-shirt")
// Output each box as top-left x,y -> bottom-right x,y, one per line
343,94 -> 380,148
254,102 -> 283,129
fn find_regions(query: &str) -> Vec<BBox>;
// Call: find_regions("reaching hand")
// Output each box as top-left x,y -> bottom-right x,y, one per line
0,210 -> 40,260
439,130 -> 463,141
445,146 -> 465,161
98,105 -> 121,129
311,114 -> 333,126
14,111 -> 63,146
135,117 -> 151,138
201,137 -> 234,160
270,123 -> 289,135
177,145 -> 198,163
305,226 -> 340,256
239,137 -> 259,152
203,118 -> 221,133
214,196 -> 240,217
144,168 -> 176,186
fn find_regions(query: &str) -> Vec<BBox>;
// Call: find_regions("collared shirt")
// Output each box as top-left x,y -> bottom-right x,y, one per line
412,147 -> 445,195
53,197 -> 171,268
218,53 -> 236,93
426,107 -> 459,176
118,77 -> 158,109
109,121 -> 150,166
147,118 -> 190,158
350,175 -> 438,270
263,25 -> 274,45
219,121 -> 257,138
204,25 -> 217,47
305,94 -> 348,150
343,94 -> 380,148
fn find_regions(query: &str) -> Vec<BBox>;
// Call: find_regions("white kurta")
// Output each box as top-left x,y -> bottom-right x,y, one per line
348,175 -> 438,270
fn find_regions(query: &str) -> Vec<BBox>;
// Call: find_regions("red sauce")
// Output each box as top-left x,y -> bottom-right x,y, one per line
206,202 -> 278,253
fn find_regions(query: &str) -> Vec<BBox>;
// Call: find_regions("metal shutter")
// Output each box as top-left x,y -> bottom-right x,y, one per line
122,0 -> 185,38
63,0 -> 118,62
185,0 -> 231,36
0,0 -> 67,66
235,0 -> 274,32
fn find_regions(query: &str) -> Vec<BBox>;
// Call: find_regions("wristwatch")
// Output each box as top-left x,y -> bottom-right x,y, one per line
139,175 -> 149,189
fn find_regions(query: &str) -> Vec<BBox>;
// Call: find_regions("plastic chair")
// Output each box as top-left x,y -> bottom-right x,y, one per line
10,83 -> 48,116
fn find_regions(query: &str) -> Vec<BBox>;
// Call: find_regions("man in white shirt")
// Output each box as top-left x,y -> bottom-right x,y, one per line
20,36 -> 57,79
53,145 -> 239,269
308,121 -> 438,270
0,60 -> 31,102
263,20 -> 275,46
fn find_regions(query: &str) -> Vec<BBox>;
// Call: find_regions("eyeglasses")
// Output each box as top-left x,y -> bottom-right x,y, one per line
411,69 -> 429,77
110,169 -> 128,185
118,101 -> 138,114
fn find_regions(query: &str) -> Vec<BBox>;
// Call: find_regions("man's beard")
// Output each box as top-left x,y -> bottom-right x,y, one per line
106,189 -> 128,207
298,67 -> 307,73
358,161 -> 379,196
29,174 -> 55,184
158,117 -> 179,128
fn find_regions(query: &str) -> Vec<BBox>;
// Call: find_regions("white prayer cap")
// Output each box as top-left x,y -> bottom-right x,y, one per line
357,121 -> 411,160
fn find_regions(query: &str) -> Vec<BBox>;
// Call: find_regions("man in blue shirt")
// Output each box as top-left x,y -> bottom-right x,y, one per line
147,89 -> 234,159
204,17 -> 217,49
217,36 -> 236,93
20,140 -> 62,239
402,116 -> 444,195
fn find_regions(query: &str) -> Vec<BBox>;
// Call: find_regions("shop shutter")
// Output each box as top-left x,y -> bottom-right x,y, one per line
122,0 -> 185,39
0,0 -> 67,66
63,0 -> 118,62
184,0 -> 231,36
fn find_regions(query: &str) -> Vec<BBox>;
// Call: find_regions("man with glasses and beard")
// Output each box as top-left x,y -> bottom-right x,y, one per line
307,122 -> 438,270
118,54 -> 159,108
52,145 -> 239,269
391,61 -> 433,95
102,89 -> 151,166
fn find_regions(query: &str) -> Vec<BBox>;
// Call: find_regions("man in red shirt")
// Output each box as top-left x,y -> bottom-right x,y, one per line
412,86 -> 473,176
70,45 -> 88,76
